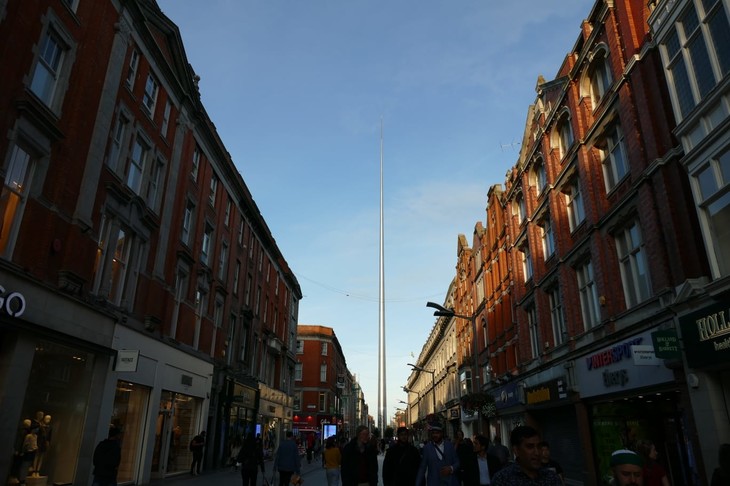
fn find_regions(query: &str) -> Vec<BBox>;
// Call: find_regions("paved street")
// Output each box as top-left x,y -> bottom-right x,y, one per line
154,454 -> 386,486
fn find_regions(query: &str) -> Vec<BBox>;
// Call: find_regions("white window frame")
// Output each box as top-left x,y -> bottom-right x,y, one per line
321,342 -> 328,356
125,48 -> 140,89
209,173 -> 218,206
29,26 -> 68,109
161,100 -> 171,137
127,137 -> 148,195
564,178 -> 585,232
107,112 -> 130,172
182,201 -> 194,246
145,155 -> 163,211
588,49 -> 612,108
693,145 -> 730,277
521,243 -> 533,282
527,305 -> 539,359
557,113 -> 574,159
533,159 -> 547,195
599,124 -> 628,192
142,73 -> 159,117
615,220 -> 651,307
540,214 -> 555,259
548,287 -> 566,346
218,241 -> 228,281
295,363 -> 302,381
660,0 -> 730,121
201,224 -> 213,266
576,260 -> 601,329
320,364 -> 327,382
192,145 -> 201,182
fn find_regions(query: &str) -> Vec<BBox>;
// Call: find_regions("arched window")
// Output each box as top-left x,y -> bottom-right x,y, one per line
582,46 -> 613,109
556,112 -> 574,159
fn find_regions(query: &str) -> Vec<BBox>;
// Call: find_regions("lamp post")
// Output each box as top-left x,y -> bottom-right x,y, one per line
427,302 -> 480,392
408,363 -> 436,415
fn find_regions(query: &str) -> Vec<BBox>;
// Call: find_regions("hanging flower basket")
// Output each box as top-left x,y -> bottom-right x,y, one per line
460,392 -> 496,417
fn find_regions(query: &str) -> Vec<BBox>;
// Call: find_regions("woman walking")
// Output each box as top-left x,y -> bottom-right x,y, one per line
323,436 -> 342,486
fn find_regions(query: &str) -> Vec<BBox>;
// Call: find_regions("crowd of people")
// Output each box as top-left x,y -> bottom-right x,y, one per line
98,422 -> 726,486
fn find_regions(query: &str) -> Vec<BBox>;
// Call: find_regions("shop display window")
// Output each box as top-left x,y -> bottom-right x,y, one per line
7,340 -> 95,485
151,391 -> 201,476
111,381 -> 150,483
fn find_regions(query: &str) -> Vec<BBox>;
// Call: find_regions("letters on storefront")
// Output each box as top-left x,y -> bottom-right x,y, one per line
0,285 -> 26,317
679,299 -> 730,368
525,377 -> 568,406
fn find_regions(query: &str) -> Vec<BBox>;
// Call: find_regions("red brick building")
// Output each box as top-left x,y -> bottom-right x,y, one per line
415,0 -> 713,484
0,1 -> 300,484
293,325 -> 363,440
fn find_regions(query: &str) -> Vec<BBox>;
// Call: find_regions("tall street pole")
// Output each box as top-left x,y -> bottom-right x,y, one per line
378,119 -> 387,433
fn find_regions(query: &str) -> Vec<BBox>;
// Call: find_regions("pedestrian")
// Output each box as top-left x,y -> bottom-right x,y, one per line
454,430 -> 478,486
189,430 -> 205,476
341,425 -> 378,486
491,426 -> 561,486
472,434 -> 503,485
538,441 -> 564,484
273,430 -> 301,486
237,433 -> 265,486
382,427 -> 421,486
322,436 -> 342,486
306,432 -> 315,464
636,440 -> 669,486
711,443 -> 730,486
230,435 -> 242,470
416,421 -> 460,486
608,449 -> 644,486
488,436 -> 510,468
92,427 -> 122,486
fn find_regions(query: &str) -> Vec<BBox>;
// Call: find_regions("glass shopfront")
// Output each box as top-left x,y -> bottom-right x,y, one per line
151,391 -> 201,477
8,340 -> 95,485
110,381 -> 150,484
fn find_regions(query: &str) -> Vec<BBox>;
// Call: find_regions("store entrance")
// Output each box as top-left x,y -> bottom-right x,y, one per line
151,409 -> 172,478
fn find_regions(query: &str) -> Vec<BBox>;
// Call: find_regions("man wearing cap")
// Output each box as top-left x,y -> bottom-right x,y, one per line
416,422 -> 460,486
383,427 -> 420,486
610,449 -> 644,486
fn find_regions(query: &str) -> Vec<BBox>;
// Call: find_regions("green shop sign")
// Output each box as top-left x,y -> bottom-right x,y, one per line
651,329 -> 680,359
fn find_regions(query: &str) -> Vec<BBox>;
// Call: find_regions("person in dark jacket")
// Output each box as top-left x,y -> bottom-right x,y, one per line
472,435 -> 504,485
189,430 -> 206,475
273,431 -> 301,486
237,433 -> 265,486
382,427 -> 421,486
92,427 -> 122,486
341,425 -> 379,486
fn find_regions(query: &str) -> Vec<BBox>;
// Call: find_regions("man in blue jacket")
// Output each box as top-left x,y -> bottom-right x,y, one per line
273,431 -> 301,486
417,422 -> 460,486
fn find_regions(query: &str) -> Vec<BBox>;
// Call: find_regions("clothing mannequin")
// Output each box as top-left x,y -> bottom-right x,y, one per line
19,421 -> 38,483
32,415 -> 52,476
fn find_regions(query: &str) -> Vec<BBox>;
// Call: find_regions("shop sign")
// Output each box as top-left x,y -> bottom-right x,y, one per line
651,329 -> 680,359
115,349 -> 139,372
489,382 -> 521,409
449,406 -> 460,419
679,299 -> 730,368
575,329 -> 674,398
0,285 -> 26,317
525,377 -> 568,406
631,345 -> 661,366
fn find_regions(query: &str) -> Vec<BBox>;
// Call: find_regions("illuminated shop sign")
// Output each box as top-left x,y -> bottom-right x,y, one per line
525,377 -> 568,406
585,337 -> 642,370
0,285 -> 26,317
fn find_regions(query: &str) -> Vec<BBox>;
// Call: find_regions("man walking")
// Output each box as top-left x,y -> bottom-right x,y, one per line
273,431 -> 301,486
341,425 -> 378,486
609,449 -> 644,486
383,427 -> 420,486
92,427 -> 122,486
416,422 -> 460,486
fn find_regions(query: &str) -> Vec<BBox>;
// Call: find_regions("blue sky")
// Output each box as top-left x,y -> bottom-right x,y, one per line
157,0 -> 589,426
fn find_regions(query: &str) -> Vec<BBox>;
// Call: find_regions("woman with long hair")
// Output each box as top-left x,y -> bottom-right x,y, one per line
636,440 -> 670,486
323,436 -> 342,486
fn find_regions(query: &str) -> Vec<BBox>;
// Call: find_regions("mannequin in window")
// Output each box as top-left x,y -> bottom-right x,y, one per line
20,421 -> 38,483
32,415 -> 52,477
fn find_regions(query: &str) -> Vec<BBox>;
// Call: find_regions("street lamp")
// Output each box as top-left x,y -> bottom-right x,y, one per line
408,363 -> 436,415
427,301 -> 481,393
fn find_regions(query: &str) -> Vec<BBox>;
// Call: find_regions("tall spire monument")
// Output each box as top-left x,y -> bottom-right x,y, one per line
378,119 -> 387,433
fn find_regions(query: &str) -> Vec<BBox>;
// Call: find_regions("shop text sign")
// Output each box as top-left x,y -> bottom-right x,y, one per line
525,377 -> 568,406
575,330 -> 673,398
679,299 -> 730,368
651,329 -> 680,359
0,285 -> 26,317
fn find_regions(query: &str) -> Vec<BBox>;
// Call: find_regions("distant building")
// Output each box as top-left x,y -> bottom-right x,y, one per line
294,325 -> 365,440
